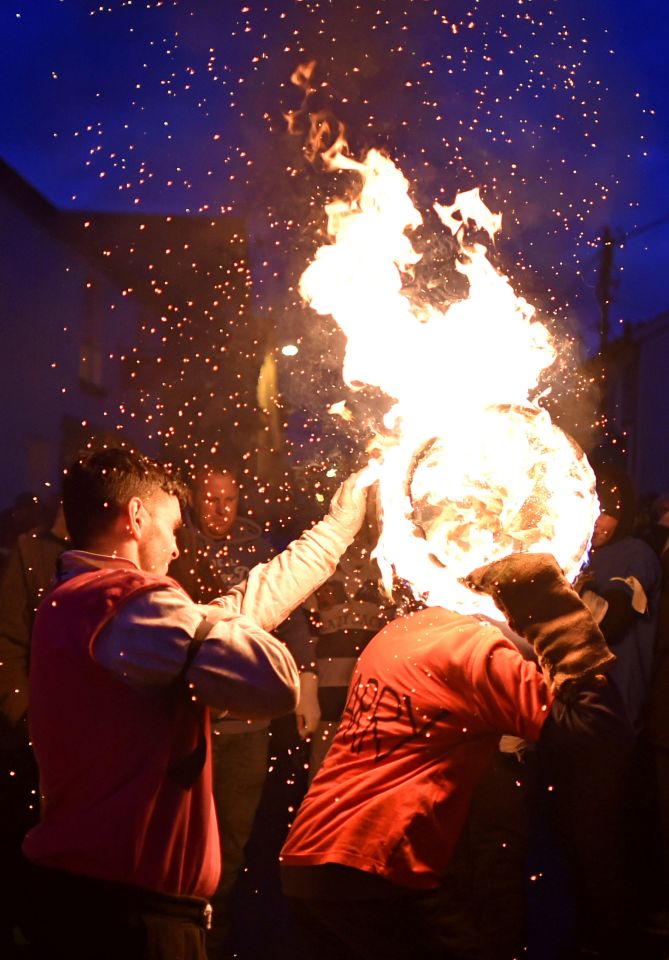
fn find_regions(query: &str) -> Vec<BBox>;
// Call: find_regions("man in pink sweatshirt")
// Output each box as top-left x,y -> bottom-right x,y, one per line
21,445 -> 368,960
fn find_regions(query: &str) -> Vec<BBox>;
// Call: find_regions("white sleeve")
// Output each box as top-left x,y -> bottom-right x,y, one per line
211,512 -> 358,632
93,586 -> 299,718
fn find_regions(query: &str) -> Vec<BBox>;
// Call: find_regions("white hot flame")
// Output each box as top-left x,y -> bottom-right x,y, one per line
299,147 -> 598,617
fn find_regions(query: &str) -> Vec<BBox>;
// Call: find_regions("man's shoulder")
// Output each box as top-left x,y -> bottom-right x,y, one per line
53,565 -> 176,601
619,535 -> 661,560
594,536 -> 662,584
361,606 -> 497,665
32,567 -> 180,658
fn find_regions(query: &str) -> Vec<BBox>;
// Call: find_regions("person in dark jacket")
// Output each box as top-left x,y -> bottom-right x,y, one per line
645,493 -> 669,936
584,470 -> 661,731
0,506 -> 68,958
556,469 -> 661,957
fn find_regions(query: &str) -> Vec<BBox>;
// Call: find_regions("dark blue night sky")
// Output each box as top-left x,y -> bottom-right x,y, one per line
1,0 -> 668,348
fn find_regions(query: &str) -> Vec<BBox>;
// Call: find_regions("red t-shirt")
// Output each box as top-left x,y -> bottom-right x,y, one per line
23,568 -> 219,898
281,606 -> 551,889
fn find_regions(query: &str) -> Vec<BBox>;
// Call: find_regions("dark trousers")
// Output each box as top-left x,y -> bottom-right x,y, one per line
0,745 -> 38,957
543,728 -> 637,956
208,727 -> 269,955
655,746 -> 669,899
444,749 -> 536,960
21,862 -> 210,960
288,887 -> 484,960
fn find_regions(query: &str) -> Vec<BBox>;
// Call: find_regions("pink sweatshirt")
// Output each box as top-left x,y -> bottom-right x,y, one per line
24,567 -> 220,896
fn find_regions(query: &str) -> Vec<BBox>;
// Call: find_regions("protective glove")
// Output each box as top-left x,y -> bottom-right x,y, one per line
326,462 -> 380,541
465,552 -> 615,695
295,670 -> 321,739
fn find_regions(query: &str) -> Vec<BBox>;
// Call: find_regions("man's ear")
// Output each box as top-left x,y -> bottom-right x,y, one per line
126,497 -> 147,540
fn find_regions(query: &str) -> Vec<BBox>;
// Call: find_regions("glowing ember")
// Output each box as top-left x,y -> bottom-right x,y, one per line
298,133 -> 598,617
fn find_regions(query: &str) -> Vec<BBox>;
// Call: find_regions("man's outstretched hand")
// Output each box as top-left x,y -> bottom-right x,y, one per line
327,461 -> 380,540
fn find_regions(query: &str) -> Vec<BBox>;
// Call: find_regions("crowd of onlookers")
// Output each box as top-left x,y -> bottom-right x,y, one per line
0,448 -> 668,959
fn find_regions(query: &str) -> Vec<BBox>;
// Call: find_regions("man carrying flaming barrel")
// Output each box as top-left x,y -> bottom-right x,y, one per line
280,104 -> 628,957
279,440 -> 627,960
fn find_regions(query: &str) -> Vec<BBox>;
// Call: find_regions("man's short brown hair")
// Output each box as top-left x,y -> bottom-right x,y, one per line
62,446 -> 186,549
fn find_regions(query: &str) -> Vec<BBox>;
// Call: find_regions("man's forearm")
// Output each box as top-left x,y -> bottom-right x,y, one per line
186,611 -> 300,717
95,588 -> 300,717
215,514 -> 357,632
541,678 -> 631,753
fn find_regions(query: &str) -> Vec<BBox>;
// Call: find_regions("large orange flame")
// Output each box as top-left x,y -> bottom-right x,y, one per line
298,140 -> 598,617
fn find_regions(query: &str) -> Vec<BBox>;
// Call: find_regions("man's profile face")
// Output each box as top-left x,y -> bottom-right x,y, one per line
195,471 -> 239,539
137,491 -> 182,575
591,512 -> 618,550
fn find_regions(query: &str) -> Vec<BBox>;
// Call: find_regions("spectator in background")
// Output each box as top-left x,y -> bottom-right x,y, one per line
0,504 -> 69,738
0,503 -> 68,958
559,468 -> 662,956
646,493 -> 669,937
169,449 -> 319,959
0,492 -> 49,573
583,469 -> 661,732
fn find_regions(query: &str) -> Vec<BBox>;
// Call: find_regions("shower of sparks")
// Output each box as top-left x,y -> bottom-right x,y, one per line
0,0 -> 660,515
